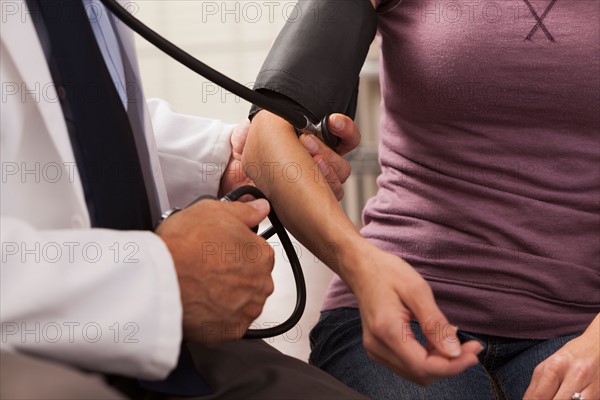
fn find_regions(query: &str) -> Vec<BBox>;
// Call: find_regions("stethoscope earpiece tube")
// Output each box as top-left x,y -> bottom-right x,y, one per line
99,0 -> 307,130
100,0 -> 342,150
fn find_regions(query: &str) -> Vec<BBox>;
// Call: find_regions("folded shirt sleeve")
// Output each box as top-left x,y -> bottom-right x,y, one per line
148,99 -> 234,207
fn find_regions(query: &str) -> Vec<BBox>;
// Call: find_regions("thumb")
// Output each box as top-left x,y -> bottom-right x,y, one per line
406,293 -> 462,358
225,199 -> 270,228
327,114 -> 361,156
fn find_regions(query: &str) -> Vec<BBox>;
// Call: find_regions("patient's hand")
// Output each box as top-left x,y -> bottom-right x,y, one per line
524,313 -> 599,399
350,246 -> 484,386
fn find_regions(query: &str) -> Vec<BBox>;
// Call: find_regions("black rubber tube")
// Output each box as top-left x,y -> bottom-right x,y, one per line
222,186 -> 306,339
99,0 -> 308,130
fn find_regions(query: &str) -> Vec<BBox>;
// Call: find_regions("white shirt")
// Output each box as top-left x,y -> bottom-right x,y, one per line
0,0 -> 234,379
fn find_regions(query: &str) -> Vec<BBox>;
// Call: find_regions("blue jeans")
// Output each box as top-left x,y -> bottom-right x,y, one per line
309,308 -> 580,400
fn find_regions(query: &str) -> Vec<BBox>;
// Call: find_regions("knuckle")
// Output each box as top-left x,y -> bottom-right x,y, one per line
246,304 -> 263,321
249,308 -> 262,321
253,238 -> 273,260
404,279 -> 432,301
572,360 -> 593,380
190,198 -> 217,214
420,312 -> 445,331
262,245 -> 275,268
249,277 -> 263,293
544,355 -> 568,374
264,277 -> 275,296
256,287 -> 270,303
367,316 -> 393,340
404,279 -> 439,310
418,279 -> 433,295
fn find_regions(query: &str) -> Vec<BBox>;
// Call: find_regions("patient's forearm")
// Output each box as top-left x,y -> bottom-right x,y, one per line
243,111 -> 375,286
245,113 -> 484,381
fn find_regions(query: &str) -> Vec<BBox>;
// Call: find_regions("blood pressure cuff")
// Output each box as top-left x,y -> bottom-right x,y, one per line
249,0 -> 377,123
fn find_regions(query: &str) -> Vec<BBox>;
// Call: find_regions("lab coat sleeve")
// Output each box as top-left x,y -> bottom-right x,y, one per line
0,217 -> 183,380
148,99 -> 235,207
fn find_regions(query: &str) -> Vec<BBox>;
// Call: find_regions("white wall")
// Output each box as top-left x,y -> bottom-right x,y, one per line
134,0 -> 294,122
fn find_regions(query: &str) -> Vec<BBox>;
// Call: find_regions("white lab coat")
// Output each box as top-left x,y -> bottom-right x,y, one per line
0,1 -> 234,380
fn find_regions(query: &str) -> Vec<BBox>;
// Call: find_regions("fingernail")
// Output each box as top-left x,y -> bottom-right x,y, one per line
302,135 -> 319,154
476,343 -> 485,354
443,336 -> 462,358
317,159 -> 330,176
247,199 -> 269,213
331,115 -> 345,131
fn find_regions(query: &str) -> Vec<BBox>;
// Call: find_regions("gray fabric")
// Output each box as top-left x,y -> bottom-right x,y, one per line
181,340 -> 367,400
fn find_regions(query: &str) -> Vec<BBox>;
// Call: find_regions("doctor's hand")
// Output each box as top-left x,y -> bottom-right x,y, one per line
349,246 -> 483,386
298,114 -> 361,201
156,198 -> 275,346
219,120 -> 253,197
524,313 -> 599,400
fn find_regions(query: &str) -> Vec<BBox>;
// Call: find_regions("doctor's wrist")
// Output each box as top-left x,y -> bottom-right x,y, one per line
155,207 -> 182,230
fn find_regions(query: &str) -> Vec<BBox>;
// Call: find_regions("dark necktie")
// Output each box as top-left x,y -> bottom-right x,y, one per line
26,0 -> 154,230
25,3 -> 215,395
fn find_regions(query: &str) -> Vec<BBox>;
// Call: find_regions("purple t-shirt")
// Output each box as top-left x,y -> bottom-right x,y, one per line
323,0 -> 600,339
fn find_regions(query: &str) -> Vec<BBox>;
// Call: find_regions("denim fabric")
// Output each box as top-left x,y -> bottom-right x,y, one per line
310,308 -> 579,400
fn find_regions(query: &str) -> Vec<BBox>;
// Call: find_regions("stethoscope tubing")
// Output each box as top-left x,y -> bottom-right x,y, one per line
99,0 -> 307,129
99,0 -> 341,148
221,186 -> 306,339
